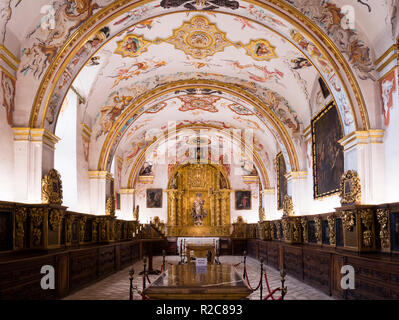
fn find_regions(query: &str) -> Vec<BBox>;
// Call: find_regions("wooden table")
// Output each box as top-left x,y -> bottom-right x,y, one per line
186,244 -> 215,264
143,264 -> 252,300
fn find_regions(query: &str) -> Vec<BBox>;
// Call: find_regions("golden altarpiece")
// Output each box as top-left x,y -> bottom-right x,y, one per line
166,163 -> 231,236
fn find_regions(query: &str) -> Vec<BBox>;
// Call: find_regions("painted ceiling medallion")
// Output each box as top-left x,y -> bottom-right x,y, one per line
114,34 -> 151,58
165,15 -> 231,59
178,95 -> 220,112
244,39 -> 278,61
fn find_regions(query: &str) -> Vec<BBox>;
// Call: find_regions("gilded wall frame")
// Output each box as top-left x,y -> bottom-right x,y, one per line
311,101 -> 344,199
276,152 -> 287,210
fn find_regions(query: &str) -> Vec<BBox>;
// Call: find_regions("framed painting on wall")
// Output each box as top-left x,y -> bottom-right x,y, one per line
312,101 -> 344,199
146,189 -> 163,208
276,152 -> 287,210
235,190 -> 251,210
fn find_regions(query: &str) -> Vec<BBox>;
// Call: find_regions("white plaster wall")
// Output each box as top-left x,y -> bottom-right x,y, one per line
76,105 -> 91,213
384,68 -> 399,203
229,165 -> 259,224
55,92 -> 78,211
0,103 -> 15,201
134,163 -> 169,223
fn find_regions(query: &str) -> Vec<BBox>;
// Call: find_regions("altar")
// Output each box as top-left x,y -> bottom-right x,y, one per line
166,163 -> 231,237
143,264 -> 252,300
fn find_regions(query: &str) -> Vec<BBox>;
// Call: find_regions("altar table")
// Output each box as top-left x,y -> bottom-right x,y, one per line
143,264 -> 252,300
186,243 -> 215,264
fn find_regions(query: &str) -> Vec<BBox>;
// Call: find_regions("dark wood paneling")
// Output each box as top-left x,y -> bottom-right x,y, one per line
302,248 -> 331,295
69,248 -> 98,291
0,255 -> 57,300
283,245 -> 303,280
247,240 -> 399,300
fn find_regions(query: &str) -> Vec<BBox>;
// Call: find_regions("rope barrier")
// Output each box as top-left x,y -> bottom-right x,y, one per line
233,262 -> 242,267
146,274 -> 152,284
243,266 -> 262,291
263,269 -> 283,300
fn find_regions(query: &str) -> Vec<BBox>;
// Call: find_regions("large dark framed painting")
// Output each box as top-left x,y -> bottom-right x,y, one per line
276,152 -> 287,210
312,101 -> 344,199
146,189 -> 163,208
235,191 -> 251,210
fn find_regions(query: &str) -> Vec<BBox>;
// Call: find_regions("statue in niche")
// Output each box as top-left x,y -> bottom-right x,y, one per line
191,193 -> 207,226
170,174 -> 178,189
133,205 -> 139,221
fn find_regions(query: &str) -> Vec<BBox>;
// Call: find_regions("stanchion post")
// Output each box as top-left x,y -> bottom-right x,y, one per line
162,249 -> 166,273
280,269 -> 287,300
142,257 -> 147,290
260,258 -> 264,300
129,268 -> 134,300
243,250 -> 247,279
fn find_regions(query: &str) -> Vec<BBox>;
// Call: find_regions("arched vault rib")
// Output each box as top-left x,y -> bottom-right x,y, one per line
97,80 -> 300,173
125,124 -> 271,189
28,0 -> 369,137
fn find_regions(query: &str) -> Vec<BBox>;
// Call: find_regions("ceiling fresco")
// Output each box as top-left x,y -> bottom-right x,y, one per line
1,0 -> 396,185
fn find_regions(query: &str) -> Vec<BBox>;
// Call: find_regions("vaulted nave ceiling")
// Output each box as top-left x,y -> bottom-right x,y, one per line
2,0 -> 397,189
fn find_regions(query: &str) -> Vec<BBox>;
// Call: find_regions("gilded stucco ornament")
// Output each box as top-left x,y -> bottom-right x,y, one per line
314,216 -> 322,242
282,195 -> 294,217
376,208 -> 390,249
281,217 -> 290,241
42,169 -> 63,205
341,210 -> 355,231
30,208 -> 45,246
259,207 -> 266,222
15,207 -> 27,249
49,209 -> 63,231
340,170 -> 361,205
360,209 -> 374,248
79,216 -> 87,243
327,215 -> 336,245
106,196 -> 115,216
300,217 -> 307,242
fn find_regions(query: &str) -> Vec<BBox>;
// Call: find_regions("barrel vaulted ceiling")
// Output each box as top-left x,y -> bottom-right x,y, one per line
1,0 -> 397,188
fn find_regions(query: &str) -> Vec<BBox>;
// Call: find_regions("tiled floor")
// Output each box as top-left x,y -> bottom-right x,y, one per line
64,256 -> 335,300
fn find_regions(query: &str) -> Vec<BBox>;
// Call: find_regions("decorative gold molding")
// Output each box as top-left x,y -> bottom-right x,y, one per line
341,210 -> 355,231
0,64 -> 16,81
360,209 -> 374,248
282,195 -> 294,217
327,215 -> 336,246
340,170 -> 361,206
88,170 -> 113,180
376,208 -> 390,250
49,209 -> 63,230
0,44 -> 20,65
375,44 -> 395,66
99,80 -> 299,174
29,0 -> 369,142
106,196 -> 115,216
376,54 -> 397,73
127,123 -> 271,189
14,207 -> 27,249
42,169 -> 63,205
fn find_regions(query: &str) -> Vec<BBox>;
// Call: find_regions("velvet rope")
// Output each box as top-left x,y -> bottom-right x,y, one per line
233,262 -> 242,267
244,266 -> 262,291
146,274 -> 152,284
141,293 -> 150,300
263,271 -> 282,300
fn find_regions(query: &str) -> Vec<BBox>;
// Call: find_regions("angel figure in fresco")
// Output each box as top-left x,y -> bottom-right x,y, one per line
96,95 -> 133,139
248,65 -> 284,84
255,42 -> 271,57
234,17 -> 256,30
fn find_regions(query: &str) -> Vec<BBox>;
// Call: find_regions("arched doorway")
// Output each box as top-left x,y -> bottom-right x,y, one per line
166,163 -> 231,237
